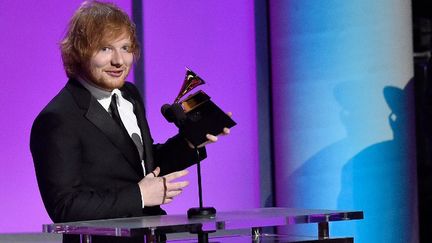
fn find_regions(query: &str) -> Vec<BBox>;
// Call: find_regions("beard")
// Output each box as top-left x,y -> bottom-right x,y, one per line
81,66 -> 130,91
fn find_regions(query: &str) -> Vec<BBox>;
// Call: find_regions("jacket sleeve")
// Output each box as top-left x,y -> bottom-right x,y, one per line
153,134 -> 207,176
30,112 -> 142,223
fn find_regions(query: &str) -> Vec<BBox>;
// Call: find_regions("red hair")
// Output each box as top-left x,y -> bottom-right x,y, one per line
60,1 -> 140,78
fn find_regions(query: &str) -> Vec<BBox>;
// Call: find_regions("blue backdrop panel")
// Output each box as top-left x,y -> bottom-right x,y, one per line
269,1 -> 418,242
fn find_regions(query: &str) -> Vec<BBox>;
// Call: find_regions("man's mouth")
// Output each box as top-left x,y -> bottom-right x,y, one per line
105,70 -> 124,78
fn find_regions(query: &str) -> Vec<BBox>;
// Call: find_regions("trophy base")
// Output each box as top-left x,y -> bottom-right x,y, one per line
187,207 -> 217,219
180,91 -> 237,147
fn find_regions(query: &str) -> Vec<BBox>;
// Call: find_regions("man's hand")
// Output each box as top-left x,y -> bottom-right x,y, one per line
187,112 -> 233,148
138,167 -> 189,206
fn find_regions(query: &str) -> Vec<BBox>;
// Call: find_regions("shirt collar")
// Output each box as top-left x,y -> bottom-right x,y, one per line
77,77 -> 121,111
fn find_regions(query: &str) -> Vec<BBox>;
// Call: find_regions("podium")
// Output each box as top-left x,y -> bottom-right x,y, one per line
43,207 -> 363,243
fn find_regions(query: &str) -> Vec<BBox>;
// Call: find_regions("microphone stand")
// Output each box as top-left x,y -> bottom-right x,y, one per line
161,103 -> 216,219
187,147 -> 216,243
187,147 -> 216,219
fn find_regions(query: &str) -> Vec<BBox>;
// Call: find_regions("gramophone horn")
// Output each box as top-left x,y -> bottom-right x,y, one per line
174,67 -> 206,103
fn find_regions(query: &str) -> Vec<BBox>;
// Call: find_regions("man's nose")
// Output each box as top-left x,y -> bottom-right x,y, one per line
111,50 -> 124,66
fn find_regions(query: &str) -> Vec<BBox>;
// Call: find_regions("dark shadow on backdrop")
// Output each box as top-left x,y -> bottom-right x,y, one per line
281,81 -> 389,210
337,80 -> 417,243
279,80 -> 417,242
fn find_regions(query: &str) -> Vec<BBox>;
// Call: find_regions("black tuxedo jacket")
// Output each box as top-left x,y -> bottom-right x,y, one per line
30,79 -> 206,223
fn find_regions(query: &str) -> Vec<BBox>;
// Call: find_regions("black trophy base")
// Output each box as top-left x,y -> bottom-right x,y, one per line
180,90 -> 237,147
187,207 -> 217,219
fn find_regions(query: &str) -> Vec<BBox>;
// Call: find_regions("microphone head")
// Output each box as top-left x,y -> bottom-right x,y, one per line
161,104 -> 175,122
161,103 -> 187,127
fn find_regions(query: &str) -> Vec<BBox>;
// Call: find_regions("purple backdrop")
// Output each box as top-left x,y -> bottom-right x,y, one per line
141,0 -> 259,214
0,0 -> 259,233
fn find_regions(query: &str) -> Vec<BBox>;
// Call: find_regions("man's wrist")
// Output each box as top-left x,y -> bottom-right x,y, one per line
138,183 -> 145,208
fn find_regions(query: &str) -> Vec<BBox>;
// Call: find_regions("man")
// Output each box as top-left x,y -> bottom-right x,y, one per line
30,1 -> 229,242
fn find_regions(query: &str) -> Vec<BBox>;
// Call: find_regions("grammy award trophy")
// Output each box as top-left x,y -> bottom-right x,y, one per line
161,67 -> 236,220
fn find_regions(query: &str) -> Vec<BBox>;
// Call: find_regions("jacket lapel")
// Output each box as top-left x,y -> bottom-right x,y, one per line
121,84 -> 155,174
66,79 -> 144,178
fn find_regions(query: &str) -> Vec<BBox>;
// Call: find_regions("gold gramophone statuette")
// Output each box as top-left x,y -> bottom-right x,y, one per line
174,68 -> 205,103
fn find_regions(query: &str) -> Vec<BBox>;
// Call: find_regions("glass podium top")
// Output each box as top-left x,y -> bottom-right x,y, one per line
43,207 -> 363,237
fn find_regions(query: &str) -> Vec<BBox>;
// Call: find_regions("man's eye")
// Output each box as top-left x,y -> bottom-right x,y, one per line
122,46 -> 131,52
101,47 -> 111,52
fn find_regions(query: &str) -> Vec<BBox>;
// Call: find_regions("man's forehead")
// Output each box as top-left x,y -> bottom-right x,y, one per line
100,32 -> 131,45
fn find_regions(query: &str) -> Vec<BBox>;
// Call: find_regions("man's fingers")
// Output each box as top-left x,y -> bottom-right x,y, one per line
139,168 -> 189,206
167,181 -> 189,191
222,127 -> 230,135
149,167 -> 160,177
226,111 -> 233,117
206,134 -> 218,142
163,198 -> 173,204
166,189 -> 184,198
206,128 -> 230,141
164,169 -> 189,181
192,126 -> 232,148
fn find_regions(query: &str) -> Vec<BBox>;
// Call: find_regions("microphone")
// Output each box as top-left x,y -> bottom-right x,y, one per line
160,103 -> 187,128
